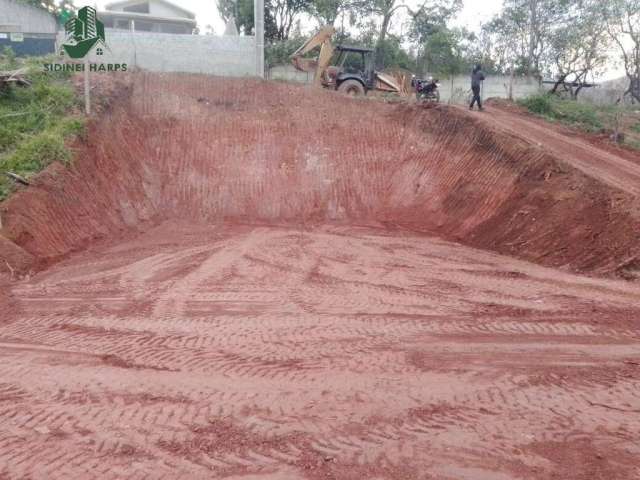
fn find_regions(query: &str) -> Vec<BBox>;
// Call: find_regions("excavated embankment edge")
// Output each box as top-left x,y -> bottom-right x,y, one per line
0,73 -> 638,278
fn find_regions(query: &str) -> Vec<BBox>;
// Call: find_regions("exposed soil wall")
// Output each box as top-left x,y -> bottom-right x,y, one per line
1,73 -> 638,277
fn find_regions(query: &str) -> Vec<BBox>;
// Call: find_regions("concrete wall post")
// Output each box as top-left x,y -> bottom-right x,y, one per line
254,0 -> 264,78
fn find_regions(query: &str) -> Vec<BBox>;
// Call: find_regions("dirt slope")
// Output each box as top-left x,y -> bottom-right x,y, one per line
470,102 -> 640,195
1,74 -> 639,277
0,74 -> 639,479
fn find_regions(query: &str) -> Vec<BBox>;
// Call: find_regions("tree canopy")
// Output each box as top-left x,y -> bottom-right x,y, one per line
18,0 -> 75,18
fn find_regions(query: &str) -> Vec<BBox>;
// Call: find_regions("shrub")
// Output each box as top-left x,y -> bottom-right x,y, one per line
59,117 -> 86,138
0,130 -> 76,199
0,55 -> 83,201
0,46 -> 17,70
518,94 -> 553,116
2,132 -> 70,171
265,37 -> 306,67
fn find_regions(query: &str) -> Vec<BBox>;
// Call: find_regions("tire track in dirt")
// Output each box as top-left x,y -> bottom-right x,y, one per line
2,225 -> 640,478
151,228 -> 272,319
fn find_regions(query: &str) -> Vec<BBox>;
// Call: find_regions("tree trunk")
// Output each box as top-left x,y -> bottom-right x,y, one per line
527,0 -> 539,75
572,72 -> 588,100
550,74 -> 567,94
419,41 -> 429,76
375,11 -> 392,69
629,76 -> 640,104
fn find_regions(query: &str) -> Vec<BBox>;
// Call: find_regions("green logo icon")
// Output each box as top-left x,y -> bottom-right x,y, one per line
61,6 -> 106,59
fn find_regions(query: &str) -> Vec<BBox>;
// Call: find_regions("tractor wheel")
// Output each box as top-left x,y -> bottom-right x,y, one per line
338,80 -> 365,97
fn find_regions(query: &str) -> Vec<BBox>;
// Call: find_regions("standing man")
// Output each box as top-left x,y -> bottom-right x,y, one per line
470,64 -> 485,111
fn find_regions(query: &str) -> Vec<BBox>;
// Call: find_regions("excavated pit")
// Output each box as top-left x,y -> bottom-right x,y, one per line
1,73 -> 639,276
1,74 -> 640,479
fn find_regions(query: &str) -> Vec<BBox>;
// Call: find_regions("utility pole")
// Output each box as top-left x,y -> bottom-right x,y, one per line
254,0 -> 264,78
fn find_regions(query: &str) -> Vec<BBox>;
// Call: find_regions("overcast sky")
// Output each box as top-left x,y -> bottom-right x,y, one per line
79,0 -> 622,79
82,0 -> 503,33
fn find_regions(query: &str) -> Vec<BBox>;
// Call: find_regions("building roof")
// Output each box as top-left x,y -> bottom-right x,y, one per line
105,0 -> 196,19
99,10 -> 196,26
0,0 -> 57,34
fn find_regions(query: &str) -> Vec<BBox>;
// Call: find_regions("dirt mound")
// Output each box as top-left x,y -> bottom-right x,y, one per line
1,73 -> 638,277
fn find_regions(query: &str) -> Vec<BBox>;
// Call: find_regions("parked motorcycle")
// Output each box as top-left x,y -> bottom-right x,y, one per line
411,76 -> 440,103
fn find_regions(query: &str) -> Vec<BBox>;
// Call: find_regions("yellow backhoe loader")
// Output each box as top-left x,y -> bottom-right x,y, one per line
291,26 -> 401,96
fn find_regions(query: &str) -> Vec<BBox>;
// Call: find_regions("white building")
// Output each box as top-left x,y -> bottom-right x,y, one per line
0,0 -> 57,55
99,0 -> 196,34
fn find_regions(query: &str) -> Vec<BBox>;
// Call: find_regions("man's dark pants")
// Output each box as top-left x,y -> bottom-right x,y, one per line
470,85 -> 482,109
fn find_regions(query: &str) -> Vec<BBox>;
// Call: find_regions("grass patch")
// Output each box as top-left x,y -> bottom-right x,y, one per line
518,93 -> 640,152
627,139 -> 640,150
518,93 -> 606,132
0,48 -> 84,201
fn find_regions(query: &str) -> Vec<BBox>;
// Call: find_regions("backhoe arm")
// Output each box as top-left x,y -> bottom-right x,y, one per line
291,26 -> 336,86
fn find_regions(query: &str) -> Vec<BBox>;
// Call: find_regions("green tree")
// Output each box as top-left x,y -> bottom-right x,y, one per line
482,0 -> 569,76
217,0 -> 259,35
306,0 -> 346,26
605,0 -> 640,103
544,0 -> 610,98
217,0 -> 309,40
270,0 -> 312,40
18,0 -> 75,18
422,27 -> 471,76
346,0 -> 414,68
409,0 -> 463,74
375,35 -> 414,70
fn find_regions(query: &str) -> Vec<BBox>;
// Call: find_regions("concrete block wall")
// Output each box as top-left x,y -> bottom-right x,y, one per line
578,78 -> 635,106
266,64 -> 541,102
57,30 -> 258,76
267,64 -> 312,83
436,74 -> 541,104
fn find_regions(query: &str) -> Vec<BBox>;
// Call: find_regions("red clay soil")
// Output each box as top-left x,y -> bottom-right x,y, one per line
486,98 -> 640,167
0,74 -> 639,479
0,236 -> 33,276
1,75 -> 639,277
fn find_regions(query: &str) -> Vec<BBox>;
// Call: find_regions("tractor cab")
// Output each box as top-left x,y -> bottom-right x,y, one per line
333,46 -> 375,89
323,46 -> 376,95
